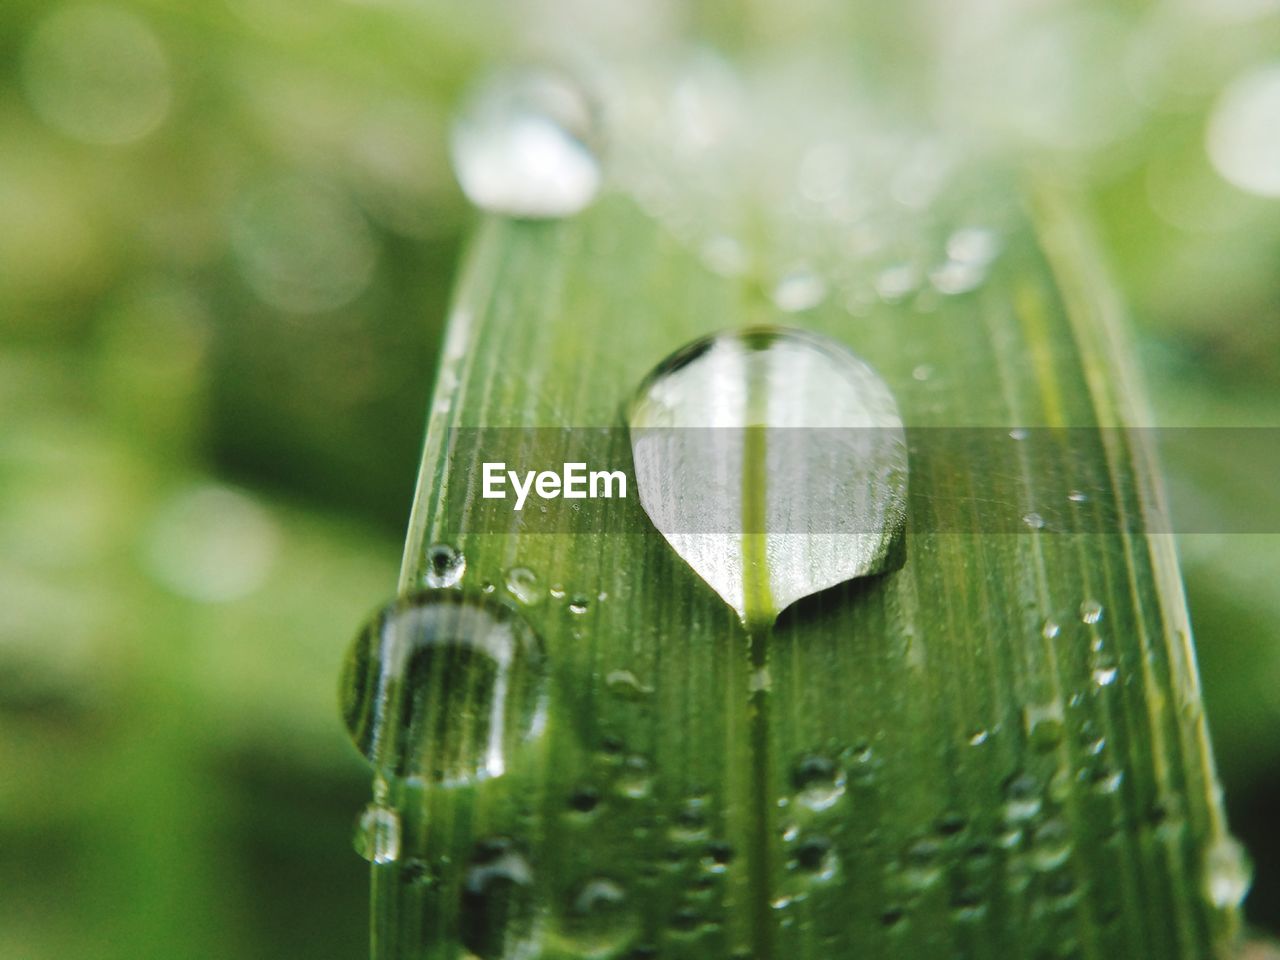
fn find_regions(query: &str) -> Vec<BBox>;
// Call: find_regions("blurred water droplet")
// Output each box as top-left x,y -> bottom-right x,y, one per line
22,4 -> 171,145
353,802 -> 401,864
616,754 -> 654,799
968,729 -> 990,746
141,485 -> 279,603
629,327 -> 908,626
1009,428 -> 1028,441
462,837 -> 540,960
792,835 -> 839,881
1207,64 -> 1280,198
559,877 -> 638,957
230,177 -> 376,314
1024,702 -> 1065,752
1093,665 -> 1119,687
1042,619 -> 1061,640
1067,490 -> 1089,503
875,262 -> 920,301
606,669 -> 653,701
450,67 -> 601,218
772,269 -> 827,312
505,566 -> 543,606
792,754 -> 846,811
1003,773 -> 1043,824
700,235 -> 749,277
1022,511 -> 1046,530
1080,599 -> 1104,625
340,591 -> 547,785
1030,819 -> 1073,871
423,543 -> 465,588
911,364 -> 934,382
946,227 -> 1000,266
568,593 -> 591,615
1203,836 -> 1252,910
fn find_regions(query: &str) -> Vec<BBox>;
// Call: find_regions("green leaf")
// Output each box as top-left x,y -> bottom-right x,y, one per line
353,183 -> 1244,959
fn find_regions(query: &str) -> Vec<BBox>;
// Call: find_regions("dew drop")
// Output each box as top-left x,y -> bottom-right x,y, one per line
1030,819 -> 1073,871
504,568 -> 545,604
1022,511 -> 1046,530
616,754 -> 654,799
423,543 -> 465,588
450,67 -> 601,218
628,327 -> 908,627
1042,619 -> 1061,640
1080,599 -> 1104,625
1003,773 -> 1043,824
1202,836 -> 1252,910
792,835 -> 839,881
568,593 -> 591,615
340,590 -> 547,785
352,802 -> 401,864
1067,490 -> 1089,503
911,364 -> 934,382
700,235 -> 749,277
461,837 -> 540,960
792,754 -> 847,812
558,877 -> 638,958
968,729 -> 990,747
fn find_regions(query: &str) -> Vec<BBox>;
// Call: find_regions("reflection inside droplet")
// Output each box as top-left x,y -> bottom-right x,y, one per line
340,591 -> 548,786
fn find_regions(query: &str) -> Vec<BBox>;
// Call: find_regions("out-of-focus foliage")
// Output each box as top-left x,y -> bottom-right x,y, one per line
0,0 -> 1277,956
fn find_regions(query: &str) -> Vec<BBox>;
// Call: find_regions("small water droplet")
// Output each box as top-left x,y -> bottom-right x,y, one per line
1067,490 -> 1089,503
792,754 -> 846,811
1022,511 -> 1046,530
606,669 -> 654,701
504,566 -> 543,606
1024,702 -> 1065,752
340,591 -> 548,785
968,729 -> 990,746
1094,770 -> 1124,795
911,364 -> 934,382
1080,599 -> 1104,625
792,835 -> 839,881
423,543 -> 465,588
568,593 -> 591,615
629,327 -> 908,627
1093,665 -> 1119,687
450,67 -> 601,218
1030,819 -> 1073,871
1009,428 -> 1028,441
772,269 -> 828,313
559,877 -> 638,957
616,754 -> 654,799
550,583 -> 567,600
353,802 -> 401,864
929,257 -> 989,295
1003,773 -> 1043,824
462,838 -> 540,960
1042,619 -> 1061,640
1203,836 -> 1252,909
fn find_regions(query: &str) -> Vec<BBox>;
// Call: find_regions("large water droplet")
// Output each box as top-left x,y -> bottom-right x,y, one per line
556,877 -> 639,958
340,591 -> 547,785
628,327 -> 908,627
450,67 -> 601,219
461,837 -> 541,960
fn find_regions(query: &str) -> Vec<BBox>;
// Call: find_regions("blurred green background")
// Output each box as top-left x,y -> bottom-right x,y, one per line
1,1 -> 1278,957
